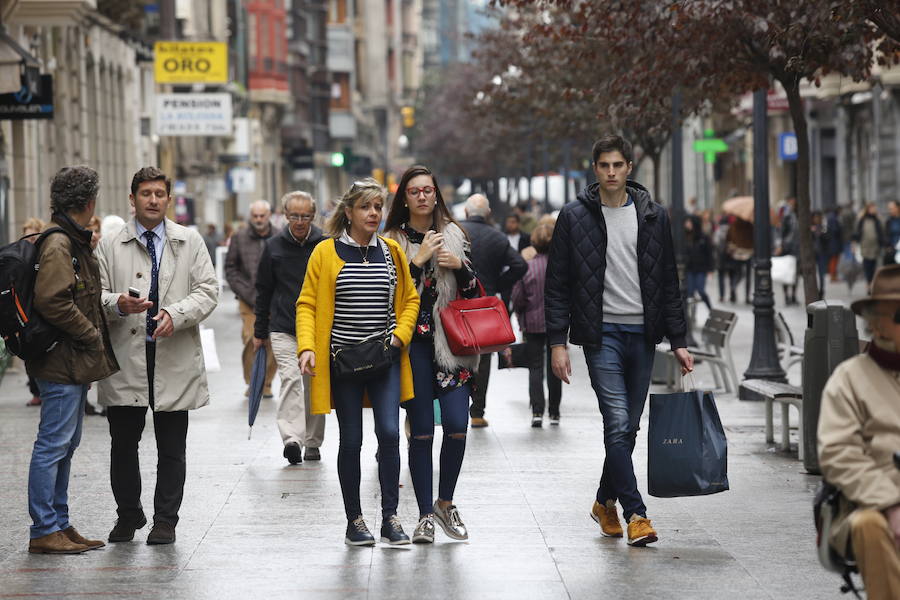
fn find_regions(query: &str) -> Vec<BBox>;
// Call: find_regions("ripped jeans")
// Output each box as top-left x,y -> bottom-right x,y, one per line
406,341 -> 470,518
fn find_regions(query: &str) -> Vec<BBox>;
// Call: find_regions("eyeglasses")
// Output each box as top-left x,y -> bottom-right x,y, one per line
407,186 -> 436,198
287,213 -> 315,222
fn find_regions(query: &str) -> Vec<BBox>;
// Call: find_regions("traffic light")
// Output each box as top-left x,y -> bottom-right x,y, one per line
330,152 -> 345,167
401,106 -> 415,128
372,168 -> 385,184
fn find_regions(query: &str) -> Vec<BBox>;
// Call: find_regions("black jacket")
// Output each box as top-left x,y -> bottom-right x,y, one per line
254,225 -> 326,338
685,230 -> 714,273
461,216 -> 527,296
545,181 -> 687,349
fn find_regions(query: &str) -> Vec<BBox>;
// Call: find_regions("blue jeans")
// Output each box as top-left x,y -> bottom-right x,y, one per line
686,271 -> 712,310
332,362 -> 402,521
584,331 -> 655,520
28,379 -> 87,538
406,341 -> 470,517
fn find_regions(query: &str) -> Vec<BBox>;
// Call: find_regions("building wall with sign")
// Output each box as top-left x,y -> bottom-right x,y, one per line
0,12 -> 157,244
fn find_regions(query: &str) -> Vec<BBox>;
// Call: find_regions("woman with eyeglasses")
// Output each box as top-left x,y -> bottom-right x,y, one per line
296,178 -> 420,546
383,165 -> 480,543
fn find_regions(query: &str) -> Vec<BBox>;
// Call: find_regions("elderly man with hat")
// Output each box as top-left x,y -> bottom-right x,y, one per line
818,264 -> 900,600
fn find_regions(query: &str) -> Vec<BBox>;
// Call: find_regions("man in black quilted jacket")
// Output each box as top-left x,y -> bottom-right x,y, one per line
545,134 -> 693,547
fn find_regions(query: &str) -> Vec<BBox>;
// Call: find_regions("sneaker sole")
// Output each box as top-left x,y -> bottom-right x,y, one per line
627,534 -> 658,547
344,538 -> 376,546
379,537 -> 411,546
590,511 -> 624,538
411,535 -> 434,544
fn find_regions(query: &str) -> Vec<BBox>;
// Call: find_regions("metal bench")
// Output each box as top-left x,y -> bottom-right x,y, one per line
742,378 -> 804,460
774,311 -> 804,372
679,309 -> 739,393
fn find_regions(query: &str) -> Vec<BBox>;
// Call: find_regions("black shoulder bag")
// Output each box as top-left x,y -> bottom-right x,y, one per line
330,238 -> 400,380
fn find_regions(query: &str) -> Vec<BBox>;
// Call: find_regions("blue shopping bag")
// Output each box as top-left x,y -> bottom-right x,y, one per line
648,380 -> 729,498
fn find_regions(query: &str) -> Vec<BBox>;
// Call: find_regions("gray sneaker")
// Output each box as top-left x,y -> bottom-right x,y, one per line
433,501 -> 468,540
412,514 -> 436,544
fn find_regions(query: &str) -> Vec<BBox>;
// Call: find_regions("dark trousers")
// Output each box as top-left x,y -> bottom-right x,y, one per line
332,362 -> 401,521
470,353 -> 491,418
525,333 -> 561,417
406,341 -> 470,517
107,342 -> 188,527
686,271 -> 712,310
863,258 -> 878,284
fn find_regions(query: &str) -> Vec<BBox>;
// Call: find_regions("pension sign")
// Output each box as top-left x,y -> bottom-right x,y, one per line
154,42 -> 228,84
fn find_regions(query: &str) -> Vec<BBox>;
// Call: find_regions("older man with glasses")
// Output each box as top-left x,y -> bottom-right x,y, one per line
254,191 -> 328,464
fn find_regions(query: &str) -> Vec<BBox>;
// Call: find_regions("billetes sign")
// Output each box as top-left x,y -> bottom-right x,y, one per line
154,41 -> 228,84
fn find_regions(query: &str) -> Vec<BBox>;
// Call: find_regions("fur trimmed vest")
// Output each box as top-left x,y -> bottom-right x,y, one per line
387,222 -> 481,374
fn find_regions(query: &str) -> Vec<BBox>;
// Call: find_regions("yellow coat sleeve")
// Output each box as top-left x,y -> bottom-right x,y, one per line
296,243 -> 323,356
390,242 -> 420,347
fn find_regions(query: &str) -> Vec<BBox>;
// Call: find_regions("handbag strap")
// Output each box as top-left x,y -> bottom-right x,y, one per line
379,237 -> 397,337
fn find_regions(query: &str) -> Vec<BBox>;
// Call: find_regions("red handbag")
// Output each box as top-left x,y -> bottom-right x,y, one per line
440,282 -> 515,356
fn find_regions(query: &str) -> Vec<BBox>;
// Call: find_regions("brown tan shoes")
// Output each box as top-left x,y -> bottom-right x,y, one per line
28,531 -> 89,554
62,526 -> 105,550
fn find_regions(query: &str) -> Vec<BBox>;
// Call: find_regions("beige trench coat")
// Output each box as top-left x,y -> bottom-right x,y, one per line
818,352 -> 900,556
96,218 -> 218,411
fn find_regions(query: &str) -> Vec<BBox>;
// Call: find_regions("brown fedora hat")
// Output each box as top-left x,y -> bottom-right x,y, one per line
851,264 -> 900,315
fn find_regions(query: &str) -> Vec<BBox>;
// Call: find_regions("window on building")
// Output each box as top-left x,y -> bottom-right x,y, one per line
329,0 -> 347,23
248,13 -> 258,66
331,73 -> 351,110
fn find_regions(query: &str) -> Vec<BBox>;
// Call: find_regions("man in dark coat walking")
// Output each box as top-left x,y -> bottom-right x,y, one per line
546,135 -> 693,547
461,194 -> 527,427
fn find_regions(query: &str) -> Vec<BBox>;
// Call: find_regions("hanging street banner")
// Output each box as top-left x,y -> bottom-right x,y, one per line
154,41 -> 228,84
0,74 -> 53,120
156,93 -> 232,136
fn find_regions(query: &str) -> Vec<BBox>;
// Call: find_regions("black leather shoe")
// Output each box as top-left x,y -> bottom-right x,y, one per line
380,515 -> 411,545
345,516 -> 375,546
108,516 -> 147,543
147,522 -> 176,545
304,447 -> 321,461
283,442 -> 302,465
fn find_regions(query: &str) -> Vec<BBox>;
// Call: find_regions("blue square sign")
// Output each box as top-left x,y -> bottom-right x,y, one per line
779,132 -> 798,161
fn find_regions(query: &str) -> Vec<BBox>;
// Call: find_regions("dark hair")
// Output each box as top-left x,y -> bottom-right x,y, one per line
531,223 -> 553,254
505,213 -> 521,223
384,165 -> 466,236
50,166 -> 99,214
130,166 -> 171,197
592,134 -> 633,165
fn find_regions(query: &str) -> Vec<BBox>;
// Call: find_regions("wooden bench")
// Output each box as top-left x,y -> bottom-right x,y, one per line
774,311 -> 804,372
742,378 -> 804,460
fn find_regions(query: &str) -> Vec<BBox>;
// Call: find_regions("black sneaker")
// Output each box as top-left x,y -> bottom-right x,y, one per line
380,515 -> 411,545
304,447 -> 321,461
108,516 -> 148,543
283,442 -> 302,465
345,517 -> 375,546
549,414 -> 560,426
531,414 -> 543,428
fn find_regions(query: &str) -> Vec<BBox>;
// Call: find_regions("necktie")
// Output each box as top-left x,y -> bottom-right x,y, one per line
144,230 -> 159,337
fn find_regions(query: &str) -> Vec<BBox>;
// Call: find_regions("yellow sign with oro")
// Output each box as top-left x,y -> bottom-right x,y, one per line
154,42 -> 228,84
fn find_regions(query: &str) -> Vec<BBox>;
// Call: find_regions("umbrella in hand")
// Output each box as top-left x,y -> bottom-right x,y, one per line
247,345 -> 267,439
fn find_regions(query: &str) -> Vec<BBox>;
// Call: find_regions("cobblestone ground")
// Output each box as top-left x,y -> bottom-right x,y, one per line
0,281 -> 862,599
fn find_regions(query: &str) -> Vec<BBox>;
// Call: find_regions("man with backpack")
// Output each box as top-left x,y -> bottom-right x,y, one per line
24,166 -> 119,553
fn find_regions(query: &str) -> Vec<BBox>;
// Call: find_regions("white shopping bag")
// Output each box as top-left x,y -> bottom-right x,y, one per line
771,255 -> 797,285
200,326 -> 221,373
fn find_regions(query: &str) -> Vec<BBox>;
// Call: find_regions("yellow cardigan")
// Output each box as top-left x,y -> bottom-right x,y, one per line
295,236 -> 421,415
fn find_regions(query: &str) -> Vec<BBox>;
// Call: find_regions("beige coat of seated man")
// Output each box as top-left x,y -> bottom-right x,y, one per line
818,264 -> 900,600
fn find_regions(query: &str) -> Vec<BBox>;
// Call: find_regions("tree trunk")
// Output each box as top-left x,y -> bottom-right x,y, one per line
650,152 -> 662,203
782,77 -> 820,305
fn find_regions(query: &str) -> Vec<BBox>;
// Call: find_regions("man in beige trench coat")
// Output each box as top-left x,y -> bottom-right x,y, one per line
96,167 -> 218,545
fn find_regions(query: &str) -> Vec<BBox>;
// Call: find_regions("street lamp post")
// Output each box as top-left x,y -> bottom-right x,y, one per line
740,88 -> 786,394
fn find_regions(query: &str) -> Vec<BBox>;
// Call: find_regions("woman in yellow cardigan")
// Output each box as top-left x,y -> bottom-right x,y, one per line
296,178 -> 420,546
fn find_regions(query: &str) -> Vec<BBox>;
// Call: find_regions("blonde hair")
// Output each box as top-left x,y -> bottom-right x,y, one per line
326,178 -> 387,238
531,223 -> 554,254
22,217 -> 45,235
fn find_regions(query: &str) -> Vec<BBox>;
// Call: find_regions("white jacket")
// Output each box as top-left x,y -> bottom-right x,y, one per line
96,218 -> 218,411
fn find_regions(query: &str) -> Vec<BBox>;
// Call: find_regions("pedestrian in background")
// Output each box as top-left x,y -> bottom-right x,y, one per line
856,202 -> 885,285
26,166 -> 118,554
776,197 -> 799,305
683,216 -> 713,311
97,166 -> 218,545
87,215 -> 101,249
460,194 -> 527,428
504,213 -> 531,253
21,217 -> 45,407
546,135 -> 693,547
825,208 -> 843,282
511,223 -> 561,428
202,223 -> 221,265
818,264 -> 900,600
812,211 -> 829,299
521,214 -> 557,261
226,200 -> 278,398
713,214 -> 733,304
296,179 -> 420,546
515,203 -> 538,235
384,165 -> 479,544
254,191 -> 327,465
885,200 -> 900,266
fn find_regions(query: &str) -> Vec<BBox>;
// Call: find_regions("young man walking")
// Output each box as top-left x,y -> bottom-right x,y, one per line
546,135 -> 693,546
97,167 -> 218,544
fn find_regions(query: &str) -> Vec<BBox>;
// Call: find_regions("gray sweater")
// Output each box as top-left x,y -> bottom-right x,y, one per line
601,201 -> 644,325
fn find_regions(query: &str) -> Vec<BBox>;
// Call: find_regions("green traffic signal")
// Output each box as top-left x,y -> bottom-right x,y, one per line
330,152 -> 345,167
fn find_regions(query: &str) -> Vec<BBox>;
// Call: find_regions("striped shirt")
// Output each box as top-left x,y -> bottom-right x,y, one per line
331,232 -> 396,347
